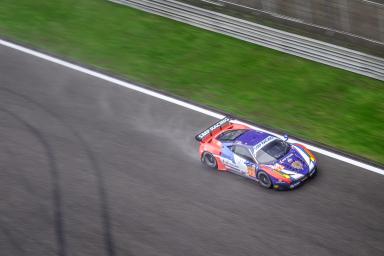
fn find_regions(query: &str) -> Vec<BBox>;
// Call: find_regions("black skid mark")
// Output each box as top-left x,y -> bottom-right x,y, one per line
0,108 -> 67,256
0,88 -> 120,256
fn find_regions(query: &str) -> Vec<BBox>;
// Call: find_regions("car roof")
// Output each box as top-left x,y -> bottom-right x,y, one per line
234,130 -> 274,147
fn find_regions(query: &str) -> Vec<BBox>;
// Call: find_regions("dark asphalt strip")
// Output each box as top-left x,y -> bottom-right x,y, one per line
0,45 -> 383,256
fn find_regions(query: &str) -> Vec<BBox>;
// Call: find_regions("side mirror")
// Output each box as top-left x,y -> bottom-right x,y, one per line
283,134 -> 289,141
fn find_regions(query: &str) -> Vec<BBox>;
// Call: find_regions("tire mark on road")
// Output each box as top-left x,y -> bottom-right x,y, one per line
0,88 -> 120,256
0,108 -> 67,256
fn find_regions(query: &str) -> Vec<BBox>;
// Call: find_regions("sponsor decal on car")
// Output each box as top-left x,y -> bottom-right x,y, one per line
272,163 -> 285,171
280,153 -> 293,163
195,117 -> 231,141
247,165 -> 256,177
253,136 -> 275,153
291,160 -> 303,170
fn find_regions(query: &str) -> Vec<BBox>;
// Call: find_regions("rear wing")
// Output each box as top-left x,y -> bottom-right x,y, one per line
195,117 -> 232,142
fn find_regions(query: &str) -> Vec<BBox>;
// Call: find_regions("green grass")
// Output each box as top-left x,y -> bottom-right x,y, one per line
0,0 -> 383,163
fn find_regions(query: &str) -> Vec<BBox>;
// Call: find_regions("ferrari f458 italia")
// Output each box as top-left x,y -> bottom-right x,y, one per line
195,117 -> 317,190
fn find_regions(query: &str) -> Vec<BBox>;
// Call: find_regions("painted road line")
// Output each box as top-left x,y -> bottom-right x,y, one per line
201,0 -> 224,6
0,38 -> 383,175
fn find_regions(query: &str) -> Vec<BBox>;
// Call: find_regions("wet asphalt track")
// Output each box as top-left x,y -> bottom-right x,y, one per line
0,44 -> 383,256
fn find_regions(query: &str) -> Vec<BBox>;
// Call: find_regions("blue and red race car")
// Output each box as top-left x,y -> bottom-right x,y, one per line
195,117 -> 317,190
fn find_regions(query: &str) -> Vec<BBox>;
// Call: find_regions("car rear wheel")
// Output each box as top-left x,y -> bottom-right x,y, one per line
202,152 -> 217,169
257,171 -> 272,188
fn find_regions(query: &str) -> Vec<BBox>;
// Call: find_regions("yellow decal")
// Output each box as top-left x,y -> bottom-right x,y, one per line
247,166 -> 256,177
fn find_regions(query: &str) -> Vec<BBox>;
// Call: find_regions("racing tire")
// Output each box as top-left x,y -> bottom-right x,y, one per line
257,171 -> 272,188
202,152 -> 218,169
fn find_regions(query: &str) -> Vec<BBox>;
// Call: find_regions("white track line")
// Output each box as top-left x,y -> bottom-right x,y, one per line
0,38 -> 383,175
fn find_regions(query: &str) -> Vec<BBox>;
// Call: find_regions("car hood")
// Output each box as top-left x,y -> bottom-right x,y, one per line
262,146 -> 313,180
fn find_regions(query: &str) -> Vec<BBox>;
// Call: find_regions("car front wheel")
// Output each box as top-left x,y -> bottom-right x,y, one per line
257,171 -> 272,188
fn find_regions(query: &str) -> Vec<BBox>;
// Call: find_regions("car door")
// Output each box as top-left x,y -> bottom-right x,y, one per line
231,145 -> 257,178
218,144 -> 237,170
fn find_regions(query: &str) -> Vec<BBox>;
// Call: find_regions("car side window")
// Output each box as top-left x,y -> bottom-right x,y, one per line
232,145 -> 255,163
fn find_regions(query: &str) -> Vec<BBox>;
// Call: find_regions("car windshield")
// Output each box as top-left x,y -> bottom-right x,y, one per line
255,139 -> 291,164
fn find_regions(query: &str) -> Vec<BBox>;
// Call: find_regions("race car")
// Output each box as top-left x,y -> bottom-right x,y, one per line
195,117 -> 317,190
